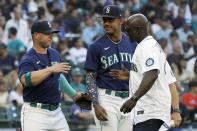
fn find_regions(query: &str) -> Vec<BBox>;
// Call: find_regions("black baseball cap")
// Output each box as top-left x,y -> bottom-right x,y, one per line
101,5 -> 122,18
31,20 -> 59,34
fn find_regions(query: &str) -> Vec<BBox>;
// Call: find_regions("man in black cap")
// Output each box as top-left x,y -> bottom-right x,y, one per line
84,5 -> 137,131
18,20 -> 82,131
0,42 -> 18,75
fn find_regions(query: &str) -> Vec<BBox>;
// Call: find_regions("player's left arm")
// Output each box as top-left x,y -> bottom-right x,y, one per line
165,61 -> 182,127
169,82 -> 182,127
59,74 -> 82,102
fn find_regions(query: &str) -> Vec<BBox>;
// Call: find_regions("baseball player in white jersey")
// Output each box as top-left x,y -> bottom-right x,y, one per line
118,14 -> 181,131
110,49 -> 182,130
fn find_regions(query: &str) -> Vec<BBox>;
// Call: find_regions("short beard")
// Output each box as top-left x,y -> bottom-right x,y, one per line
40,41 -> 49,48
105,31 -> 114,36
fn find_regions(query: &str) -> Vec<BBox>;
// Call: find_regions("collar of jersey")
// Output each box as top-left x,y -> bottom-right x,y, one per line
138,35 -> 153,45
106,33 -> 123,44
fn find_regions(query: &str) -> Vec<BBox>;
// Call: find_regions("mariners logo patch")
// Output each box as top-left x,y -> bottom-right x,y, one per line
145,58 -> 154,67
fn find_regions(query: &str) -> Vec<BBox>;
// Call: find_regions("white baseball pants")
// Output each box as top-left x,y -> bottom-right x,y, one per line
21,103 -> 70,131
93,88 -> 134,131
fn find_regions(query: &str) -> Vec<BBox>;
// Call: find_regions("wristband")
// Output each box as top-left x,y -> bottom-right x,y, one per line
131,94 -> 138,102
59,74 -> 76,98
25,72 -> 33,87
173,108 -> 180,113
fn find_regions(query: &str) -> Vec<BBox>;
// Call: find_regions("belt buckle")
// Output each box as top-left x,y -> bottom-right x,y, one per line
37,103 -> 42,108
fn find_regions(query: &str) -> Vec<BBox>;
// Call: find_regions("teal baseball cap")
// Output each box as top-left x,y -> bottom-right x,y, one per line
71,68 -> 83,76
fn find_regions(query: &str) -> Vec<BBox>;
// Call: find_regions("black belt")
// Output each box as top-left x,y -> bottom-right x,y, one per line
29,102 -> 59,111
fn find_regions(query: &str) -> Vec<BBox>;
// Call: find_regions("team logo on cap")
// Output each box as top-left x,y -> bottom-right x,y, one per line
106,7 -> 110,13
145,58 -> 154,67
48,21 -> 52,28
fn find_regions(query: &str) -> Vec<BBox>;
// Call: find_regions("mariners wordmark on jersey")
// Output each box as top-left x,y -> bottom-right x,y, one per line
101,52 -> 132,69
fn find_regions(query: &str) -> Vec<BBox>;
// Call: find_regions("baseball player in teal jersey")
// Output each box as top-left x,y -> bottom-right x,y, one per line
84,5 -> 137,131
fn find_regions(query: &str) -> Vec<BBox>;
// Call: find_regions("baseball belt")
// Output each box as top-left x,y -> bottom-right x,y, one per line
29,102 -> 59,111
105,89 -> 129,98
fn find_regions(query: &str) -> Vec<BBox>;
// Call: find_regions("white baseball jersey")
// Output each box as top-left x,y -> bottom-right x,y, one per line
129,36 -> 176,126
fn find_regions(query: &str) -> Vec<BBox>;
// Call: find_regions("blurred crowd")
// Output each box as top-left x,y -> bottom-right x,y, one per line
0,0 -> 196,130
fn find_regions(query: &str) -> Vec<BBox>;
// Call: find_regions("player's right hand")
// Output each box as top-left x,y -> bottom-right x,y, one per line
109,64 -> 129,81
48,62 -> 71,73
120,98 -> 136,114
93,104 -> 108,121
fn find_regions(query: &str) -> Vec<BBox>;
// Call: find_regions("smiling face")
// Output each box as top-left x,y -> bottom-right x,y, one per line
102,17 -> 122,35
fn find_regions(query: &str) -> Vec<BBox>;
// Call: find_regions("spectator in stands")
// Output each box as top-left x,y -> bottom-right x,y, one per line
53,20 -> 66,40
7,27 -> 26,58
192,1 -> 197,32
130,0 -> 142,12
8,79 -> 23,108
0,80 -> 8,109
151,16 -> 162,35
70,68 -> 93,123
180,0 -> 192,21
193,36 -> 197,55
167,0 -> 192,20
183,35 -> 196,59
166,31 -> 182,55
192,0 -> 197,19
182,81 -> 197,122
167,0 -> 181,19
69,37 -> 87,68
154,16 -> 173,40
167,42 -> 184,68
192,60 -> 197,81
57,39 -> 73,65
2,0 -> 15,20
172,8 -> 186,29
2,3 -> 30,46
158,38 -> 168,56
37,7 -> 46,20
176,19 -> 194,43
0,15 -> 6,29
0,43 -> 18,75
64,9 -> 81,33
70,103 -> 94,123
70,67 -> 86,93
140,0 -> 161,23
177,57 -> 193,84
0,15 -> 6,41
27,4 -> 38,22
186,55 -> 197,76
82,17 -> 102,47
53,0 -> 66,13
